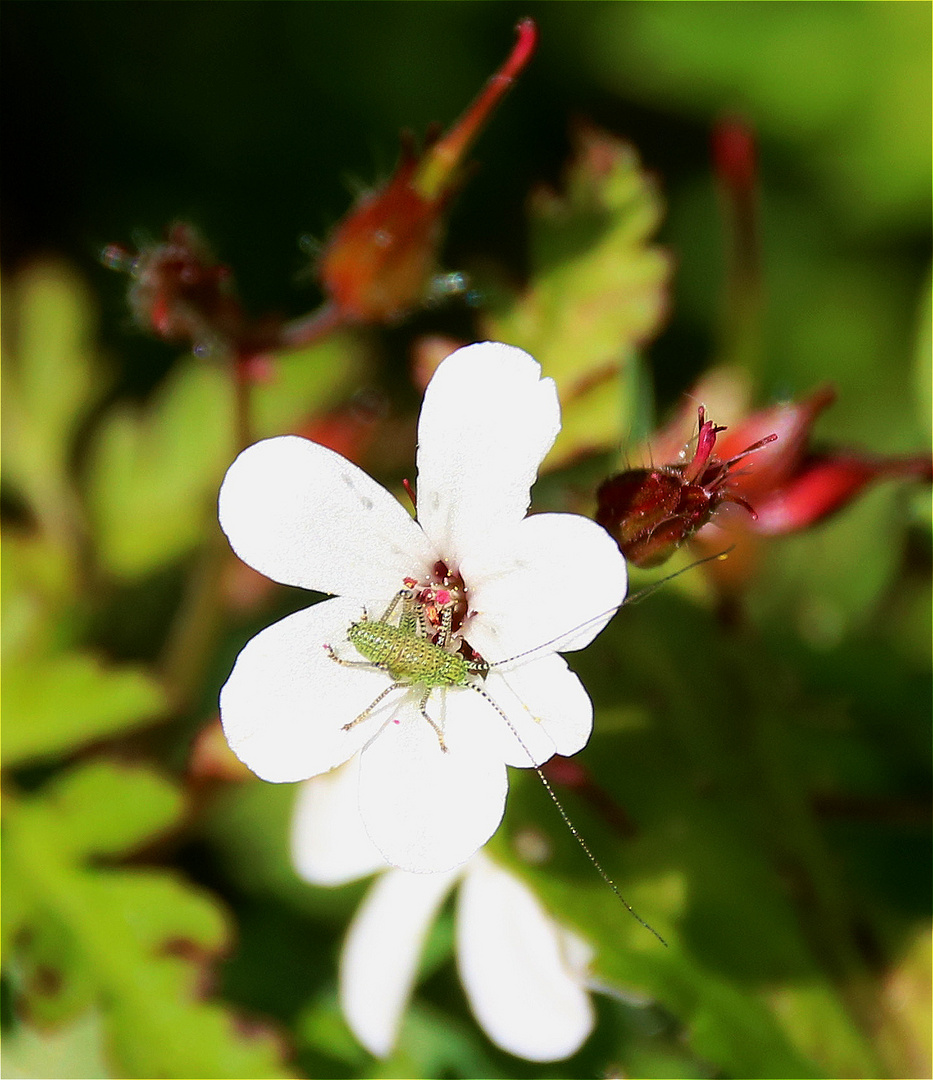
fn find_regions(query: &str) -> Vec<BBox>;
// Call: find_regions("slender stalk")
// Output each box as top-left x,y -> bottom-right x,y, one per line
157,525 -> 229,713
279,302 -> 347,351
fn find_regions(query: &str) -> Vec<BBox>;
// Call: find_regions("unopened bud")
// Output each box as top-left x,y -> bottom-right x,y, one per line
103,223 -> 278,359
318,20 -> 536,322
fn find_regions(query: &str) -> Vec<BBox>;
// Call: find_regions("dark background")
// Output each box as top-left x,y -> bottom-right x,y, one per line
6,1 -> 927,409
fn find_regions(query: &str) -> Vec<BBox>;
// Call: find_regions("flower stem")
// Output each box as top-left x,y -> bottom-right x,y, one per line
158,526 -> 229,714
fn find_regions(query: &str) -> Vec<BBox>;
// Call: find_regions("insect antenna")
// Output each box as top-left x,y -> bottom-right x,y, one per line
466,681 -> 668,946
622,543 -> 736,607
470,548 -> 736,941
491,545 -> 735,670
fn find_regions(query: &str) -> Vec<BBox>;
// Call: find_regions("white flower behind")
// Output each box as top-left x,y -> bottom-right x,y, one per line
292,763 -> 595,1063
218,341 -> 627,874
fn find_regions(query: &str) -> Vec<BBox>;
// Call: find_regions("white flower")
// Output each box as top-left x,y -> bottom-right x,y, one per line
292,763 -> 595,1063
218,341 -> 627,873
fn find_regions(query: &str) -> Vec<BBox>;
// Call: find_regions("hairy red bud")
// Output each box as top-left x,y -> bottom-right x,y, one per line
104,223 -> 278,359
596,407 -> 776,567
318,20 -> 536,323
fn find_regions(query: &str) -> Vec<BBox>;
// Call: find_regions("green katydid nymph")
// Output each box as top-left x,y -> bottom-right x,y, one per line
325,581 -> 669,945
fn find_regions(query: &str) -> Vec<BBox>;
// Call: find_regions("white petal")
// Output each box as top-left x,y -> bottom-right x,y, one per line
463,512 -> 628,663
483,653 -> 593,767
219,435 -> 435,605
416,343 -> 560,568
440,676 -> 559,771
220,597 -> 406,782
290,762 -> 387,886
456,854 -> 594,1062
340,866 -> 460,1058
358,692 -> 509,873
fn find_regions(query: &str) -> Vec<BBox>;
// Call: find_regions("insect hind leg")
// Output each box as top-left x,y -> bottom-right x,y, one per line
417,687 -> 448,753
379,588 -> 416,626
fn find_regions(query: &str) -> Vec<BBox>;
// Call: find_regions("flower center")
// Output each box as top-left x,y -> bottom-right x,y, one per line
402,561 -> 483,663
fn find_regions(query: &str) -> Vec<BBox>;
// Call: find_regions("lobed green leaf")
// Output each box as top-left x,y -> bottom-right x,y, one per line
4,763 -> 295,1078
485,127 -> 671,468
2,652 -> 166,766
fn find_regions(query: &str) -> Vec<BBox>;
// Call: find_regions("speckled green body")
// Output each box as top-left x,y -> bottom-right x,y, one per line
348,619 -> 477,686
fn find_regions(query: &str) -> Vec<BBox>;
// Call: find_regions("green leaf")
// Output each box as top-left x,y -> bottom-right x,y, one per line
4,763 -> 294,1078
40,761 -> 184,858
1,530 -> 79,661
86,361 -> 235,579
86,334 -> 365,579
1,262 -> 101,542
2,651 -> 166,766
0,1008 -> 115,1080
484,126 -> 670,467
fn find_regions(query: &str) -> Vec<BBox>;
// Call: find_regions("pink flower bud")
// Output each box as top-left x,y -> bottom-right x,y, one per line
752,451 -> 933,535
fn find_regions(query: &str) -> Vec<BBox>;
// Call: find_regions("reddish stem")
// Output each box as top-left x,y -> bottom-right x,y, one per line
414,18 -> 537,199
279,302 -> 347,350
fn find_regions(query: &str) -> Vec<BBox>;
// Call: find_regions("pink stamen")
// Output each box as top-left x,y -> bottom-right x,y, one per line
683,406 -> 727,484
724,431 -> 779,468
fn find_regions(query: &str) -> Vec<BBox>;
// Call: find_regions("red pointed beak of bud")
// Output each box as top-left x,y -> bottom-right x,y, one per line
318,20 -> 537,323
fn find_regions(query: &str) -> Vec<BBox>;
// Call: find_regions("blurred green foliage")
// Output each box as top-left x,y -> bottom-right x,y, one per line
2,3 -> 930,1078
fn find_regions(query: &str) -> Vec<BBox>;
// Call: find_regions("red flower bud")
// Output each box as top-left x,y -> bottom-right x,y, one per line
697,385 -> 931,537
711,385 -> 837,497
318,19 -> 537,323
752,451 -> 933,536
607,379 -> 932,582
596,407 -> 776,567
712,114 -> 757,197
103,223 -> 278,358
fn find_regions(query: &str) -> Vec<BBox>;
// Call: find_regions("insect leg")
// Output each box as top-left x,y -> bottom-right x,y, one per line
435,603 -> 454,650
379,588 -> 415,626
417,687 -> 448,753
341,683 -> 403,732
324,643 -> 382,668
